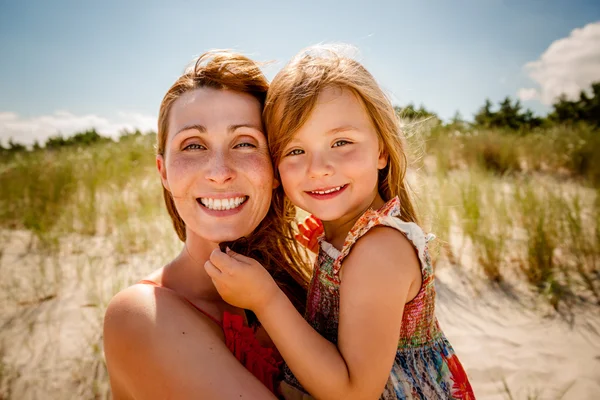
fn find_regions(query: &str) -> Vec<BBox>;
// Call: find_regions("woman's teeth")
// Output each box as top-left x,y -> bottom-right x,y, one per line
310,186 -> 344,195
199,196 -> 247,211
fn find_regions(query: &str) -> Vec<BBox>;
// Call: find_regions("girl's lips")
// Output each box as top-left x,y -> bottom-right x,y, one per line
305,184 -> 348,200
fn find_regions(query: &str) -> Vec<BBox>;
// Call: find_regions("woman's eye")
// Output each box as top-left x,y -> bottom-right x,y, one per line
234,142 -> 256,149
286,149 -> 305,156
332,140 -> 351,148
183,143 -> 206,151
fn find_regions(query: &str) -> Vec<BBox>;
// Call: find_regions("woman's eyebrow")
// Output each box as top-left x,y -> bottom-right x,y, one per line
228,123 -> 263,133
173,123 -> 262,138
174,124 -> 206,137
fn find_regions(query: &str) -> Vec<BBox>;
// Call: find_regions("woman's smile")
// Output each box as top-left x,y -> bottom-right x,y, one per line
197,194 -> 249,216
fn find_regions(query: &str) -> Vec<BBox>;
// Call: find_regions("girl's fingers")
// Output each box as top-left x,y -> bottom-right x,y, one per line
209,248 -> 237,273
204,260 -> 222,278
224,247 -> 252,265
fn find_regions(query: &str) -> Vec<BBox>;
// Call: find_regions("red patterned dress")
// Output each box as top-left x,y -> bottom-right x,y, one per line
283,197 -> 475,399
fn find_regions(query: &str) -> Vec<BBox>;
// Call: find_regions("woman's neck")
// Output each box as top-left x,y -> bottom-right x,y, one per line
161,232 -> 223,301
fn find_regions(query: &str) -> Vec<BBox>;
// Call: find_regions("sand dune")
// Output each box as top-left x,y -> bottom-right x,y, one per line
1,228 -> 599,399
437,263 -> 600,399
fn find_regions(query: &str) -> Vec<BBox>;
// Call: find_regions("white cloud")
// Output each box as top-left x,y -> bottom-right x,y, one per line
517,88 -> 539,101
0,111 -> 157,146
518,21 -> 600,105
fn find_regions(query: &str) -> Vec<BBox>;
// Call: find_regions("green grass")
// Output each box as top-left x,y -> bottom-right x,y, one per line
0,124 -> 598,397
425,123 -> 600,185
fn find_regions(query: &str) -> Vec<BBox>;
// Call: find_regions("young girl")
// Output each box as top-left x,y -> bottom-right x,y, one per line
205,46 -> 475,400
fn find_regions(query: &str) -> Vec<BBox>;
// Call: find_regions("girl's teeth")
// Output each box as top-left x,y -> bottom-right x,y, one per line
313,186 -> 342,195
200,196 -> 246,210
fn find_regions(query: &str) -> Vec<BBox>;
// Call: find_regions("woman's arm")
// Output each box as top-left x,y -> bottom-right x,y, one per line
207,227 -> 421,400
103,284 -> 278,400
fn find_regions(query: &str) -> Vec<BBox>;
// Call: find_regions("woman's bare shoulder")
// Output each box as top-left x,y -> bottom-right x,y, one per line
103,283 -> 277,399
103,284 -> 222,398
104,282 -> 223,350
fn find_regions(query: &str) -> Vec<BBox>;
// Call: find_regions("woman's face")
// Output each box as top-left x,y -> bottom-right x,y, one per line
157,87 -> 276,243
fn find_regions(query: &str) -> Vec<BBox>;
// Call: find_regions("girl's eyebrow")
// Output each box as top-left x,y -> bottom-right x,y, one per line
326,125 -> 358,135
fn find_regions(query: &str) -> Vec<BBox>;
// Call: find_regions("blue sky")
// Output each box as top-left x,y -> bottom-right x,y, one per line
1,0 -> 599,144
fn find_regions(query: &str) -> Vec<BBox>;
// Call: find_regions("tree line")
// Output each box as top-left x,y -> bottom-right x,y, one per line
395,81 -> 599,131
2,82 -> 598,154
0,129 -> 146,154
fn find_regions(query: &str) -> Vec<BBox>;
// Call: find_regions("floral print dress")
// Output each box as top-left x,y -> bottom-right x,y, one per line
283,197 -> 475,399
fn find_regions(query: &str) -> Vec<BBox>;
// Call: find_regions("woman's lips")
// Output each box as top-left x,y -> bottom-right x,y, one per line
196,195 -> 249,216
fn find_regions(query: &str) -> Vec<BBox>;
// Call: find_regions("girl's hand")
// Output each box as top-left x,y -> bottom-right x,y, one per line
295,215 -> 323,254
205,247 -> 280,312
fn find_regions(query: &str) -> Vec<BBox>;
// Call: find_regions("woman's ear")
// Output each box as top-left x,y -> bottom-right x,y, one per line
272,178 -> 281,190
156,154 -> 170,191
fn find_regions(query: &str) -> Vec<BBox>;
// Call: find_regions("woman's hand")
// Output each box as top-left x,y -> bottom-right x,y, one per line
205,247 -> 281,311
295,215 -> 323,254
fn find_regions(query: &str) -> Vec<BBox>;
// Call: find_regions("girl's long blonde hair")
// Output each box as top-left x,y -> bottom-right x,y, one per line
264,46 -> 419,224
156,50 -> 311,312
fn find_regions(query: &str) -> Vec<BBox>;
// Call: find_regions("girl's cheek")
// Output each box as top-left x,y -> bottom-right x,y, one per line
277,165 -> 295,188
338,146 -> 377,167
278,157 -> 304,175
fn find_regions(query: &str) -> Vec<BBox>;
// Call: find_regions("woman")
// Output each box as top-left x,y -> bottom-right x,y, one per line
103,50 -> 311,399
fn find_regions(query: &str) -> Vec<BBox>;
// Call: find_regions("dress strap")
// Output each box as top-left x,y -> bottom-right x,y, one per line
138,279 -> 222,327
332,197 -> 435,278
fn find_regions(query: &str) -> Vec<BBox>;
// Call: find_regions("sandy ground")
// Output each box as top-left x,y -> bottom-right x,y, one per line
436,263 -> 600,399
1,228 -> 599,399
0,229 -> 159,399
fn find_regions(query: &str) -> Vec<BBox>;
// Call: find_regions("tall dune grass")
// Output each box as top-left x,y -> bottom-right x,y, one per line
0,124 -> 598,397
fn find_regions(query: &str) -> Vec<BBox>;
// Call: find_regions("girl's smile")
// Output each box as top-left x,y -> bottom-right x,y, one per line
278,86 -> 387,236
305,184 -> 348,199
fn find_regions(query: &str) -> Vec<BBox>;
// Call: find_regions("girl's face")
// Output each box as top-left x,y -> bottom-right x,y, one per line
278,86 -> 387,224
157,87 -> 276,244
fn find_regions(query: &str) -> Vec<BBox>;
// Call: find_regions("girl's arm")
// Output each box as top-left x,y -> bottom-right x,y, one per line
103,284 -> 279,400
207,226 -> 421,400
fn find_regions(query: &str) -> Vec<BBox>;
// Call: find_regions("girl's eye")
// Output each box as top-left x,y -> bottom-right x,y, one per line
332,140 -> 351,148
286,149 -> 305,156
234,142 -> 256,149
183,143 -> 206,151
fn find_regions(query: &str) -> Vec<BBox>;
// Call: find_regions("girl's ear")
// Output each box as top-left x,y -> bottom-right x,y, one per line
377,149 -> 388,170
156,155 -> 171,191
272,177 -> 281,190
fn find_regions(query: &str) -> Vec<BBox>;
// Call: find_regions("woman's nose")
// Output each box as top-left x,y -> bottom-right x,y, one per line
205,152 -> 236,184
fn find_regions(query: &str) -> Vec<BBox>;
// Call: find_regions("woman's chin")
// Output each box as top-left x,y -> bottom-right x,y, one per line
189,227 -> 251,246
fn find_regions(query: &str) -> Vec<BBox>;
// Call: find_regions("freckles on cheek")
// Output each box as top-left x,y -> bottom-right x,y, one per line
167,156 -> 201,192
240,154 -> 274,188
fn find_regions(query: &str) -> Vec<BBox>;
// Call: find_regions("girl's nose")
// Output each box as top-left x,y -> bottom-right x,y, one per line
307,153 -> 333,179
